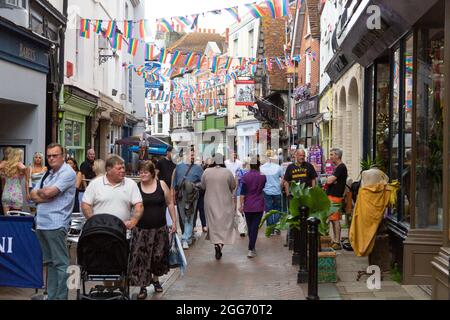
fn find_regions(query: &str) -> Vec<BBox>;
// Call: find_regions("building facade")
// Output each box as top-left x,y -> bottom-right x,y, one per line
0,0 -> 66,165
328,0 -> 450,298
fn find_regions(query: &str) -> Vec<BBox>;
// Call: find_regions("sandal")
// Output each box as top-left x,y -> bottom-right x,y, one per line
152,281 -> 163,293
137,287 -> 147,300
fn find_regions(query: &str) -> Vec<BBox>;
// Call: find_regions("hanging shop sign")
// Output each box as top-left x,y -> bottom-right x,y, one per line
296,96 -> 318,119
235,79 -> 256,106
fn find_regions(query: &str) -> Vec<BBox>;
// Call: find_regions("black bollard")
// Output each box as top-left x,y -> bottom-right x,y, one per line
306,217 -> 320,300
288,228 -> 294,250
292,227 -> 300,265
297,206 -> 308,283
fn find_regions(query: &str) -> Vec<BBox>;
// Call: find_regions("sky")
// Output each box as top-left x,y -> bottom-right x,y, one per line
145,0 -> 260,33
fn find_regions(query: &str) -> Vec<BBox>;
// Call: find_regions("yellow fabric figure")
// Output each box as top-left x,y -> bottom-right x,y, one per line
349,183 -> 393,257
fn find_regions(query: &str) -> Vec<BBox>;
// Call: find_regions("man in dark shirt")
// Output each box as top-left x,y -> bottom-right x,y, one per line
156,146 -> 175,189
80,149 -> 96,181
326,147 -> 348,250
283,149 -> 318,195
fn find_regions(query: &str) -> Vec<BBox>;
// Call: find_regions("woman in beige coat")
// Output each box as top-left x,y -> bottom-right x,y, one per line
201,153 -> 236,260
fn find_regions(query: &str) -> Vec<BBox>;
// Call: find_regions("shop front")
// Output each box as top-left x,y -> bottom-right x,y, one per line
236,120 -> 260,160
59,85 -> 97,165
338,0 -> 449,296
0,17 -> 51,164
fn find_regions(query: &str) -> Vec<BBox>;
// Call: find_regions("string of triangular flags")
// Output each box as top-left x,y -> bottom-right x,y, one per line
79,0 -> 294,57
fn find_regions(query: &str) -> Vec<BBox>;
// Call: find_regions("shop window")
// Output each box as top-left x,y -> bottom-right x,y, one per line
391,47 -> 401,181
401,35 -> 414,224
375,62 -> 390,172
365,65 -> 375,159
64,119 -> 84,164
415,28 -> 444,229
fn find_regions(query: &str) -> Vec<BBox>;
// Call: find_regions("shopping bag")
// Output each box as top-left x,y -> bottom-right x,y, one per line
234,212 -> 248,235
168,233 -> 187,274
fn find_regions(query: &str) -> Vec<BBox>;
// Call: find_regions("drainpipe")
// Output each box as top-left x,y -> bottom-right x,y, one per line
55,0 -> 68,143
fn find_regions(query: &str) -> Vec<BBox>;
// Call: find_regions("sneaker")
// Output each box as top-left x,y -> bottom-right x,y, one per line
247,250 -> 257,258
182,242 -> 189,250
240,233 -> 246,237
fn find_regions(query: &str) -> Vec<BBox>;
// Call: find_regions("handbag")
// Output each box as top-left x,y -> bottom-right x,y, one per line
234,212 -> 248,235
168,232 -> 187,273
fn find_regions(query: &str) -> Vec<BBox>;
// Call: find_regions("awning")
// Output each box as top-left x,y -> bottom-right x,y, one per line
115,135 -> 171,148
298,113 -> 323,125
129,145 -> 167,156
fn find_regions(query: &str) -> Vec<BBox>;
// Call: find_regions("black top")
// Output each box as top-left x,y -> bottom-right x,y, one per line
156,157 -> 176,188
80,160 -> 96,180
327,163 -> 348,197
137,181 -> 167,229
284,162 -> 318,187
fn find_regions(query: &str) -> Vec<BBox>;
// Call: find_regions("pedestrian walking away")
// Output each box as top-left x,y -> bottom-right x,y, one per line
30,143 -> 76,300
201,153 -> 236,260
260,150 -> 283,235
239,157 -> 266,258
171,147 -> 203,250
128,161 -> 177,299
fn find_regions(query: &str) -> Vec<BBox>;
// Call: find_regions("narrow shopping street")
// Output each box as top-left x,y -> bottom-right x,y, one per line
155,229 -> 305,300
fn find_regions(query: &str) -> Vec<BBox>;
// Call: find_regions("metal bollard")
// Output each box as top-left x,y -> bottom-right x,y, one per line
306,217 -> 320,300
292,227 -> 300,265
298,206 -> 308,283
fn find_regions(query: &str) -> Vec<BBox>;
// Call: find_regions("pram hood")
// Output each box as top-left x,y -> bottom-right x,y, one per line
77,214 -> 129,275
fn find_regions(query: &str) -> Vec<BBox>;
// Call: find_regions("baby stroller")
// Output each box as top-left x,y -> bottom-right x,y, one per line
76,214 -> 130,300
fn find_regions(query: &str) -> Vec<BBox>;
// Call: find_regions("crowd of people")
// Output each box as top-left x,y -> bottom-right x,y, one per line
0,142 -> 349,300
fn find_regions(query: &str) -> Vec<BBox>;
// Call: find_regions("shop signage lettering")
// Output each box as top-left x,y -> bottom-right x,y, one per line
297,99 -> 318,118
19,43 -> 36,62
0,237 -> 13,254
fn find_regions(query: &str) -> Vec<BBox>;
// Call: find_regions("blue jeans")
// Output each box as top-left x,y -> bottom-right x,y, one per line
177,198 -> 198,244
36,228 -> 69,300
263,193 -> 281,227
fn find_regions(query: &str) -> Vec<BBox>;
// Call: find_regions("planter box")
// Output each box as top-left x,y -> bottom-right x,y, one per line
320,236 -> 332,249
318,248 -> 337,283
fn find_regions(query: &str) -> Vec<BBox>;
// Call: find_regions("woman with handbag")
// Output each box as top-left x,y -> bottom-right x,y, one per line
128,161 -> 177,299
201,153 -> 236,260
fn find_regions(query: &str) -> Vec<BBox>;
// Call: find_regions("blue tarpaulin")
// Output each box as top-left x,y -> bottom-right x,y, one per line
0,216 -> 43,288
129,145 -> 168,156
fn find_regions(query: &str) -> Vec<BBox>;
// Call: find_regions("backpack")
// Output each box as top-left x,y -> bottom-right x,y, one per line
349,180 -> 361,204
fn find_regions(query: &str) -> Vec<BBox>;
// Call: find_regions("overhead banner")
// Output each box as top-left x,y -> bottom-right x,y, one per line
0,216 -> 43,289
235,80 -> 256,106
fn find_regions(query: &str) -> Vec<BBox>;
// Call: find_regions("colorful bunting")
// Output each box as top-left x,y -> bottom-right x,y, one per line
93,20 -> 102,34
128,38 -> 138,56
123,21 -> 133,38
80,19 -> 90,38
159,48 -> 168,63
145,43 -> 155,60
106,20 -> 116,39
112,32 -> 123,50
139,19 -> 150,39
245,3 -> 265,19
158,18 -> 174,32
170,50 -> 182,65
224,6 -> 240,22
175,16 -> 192,29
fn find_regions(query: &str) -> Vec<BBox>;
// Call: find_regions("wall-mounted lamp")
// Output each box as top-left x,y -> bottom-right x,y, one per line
58,107 -> 65,121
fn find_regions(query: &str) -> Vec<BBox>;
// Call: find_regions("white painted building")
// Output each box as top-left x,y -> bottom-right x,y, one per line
63,0 -> 144,162
227,13 -> 261,161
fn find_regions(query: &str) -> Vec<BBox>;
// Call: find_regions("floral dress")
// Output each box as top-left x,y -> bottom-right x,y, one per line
2,175 -> 24,209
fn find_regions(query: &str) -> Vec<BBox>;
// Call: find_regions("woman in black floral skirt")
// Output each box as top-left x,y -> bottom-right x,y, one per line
129,161 -> 177,299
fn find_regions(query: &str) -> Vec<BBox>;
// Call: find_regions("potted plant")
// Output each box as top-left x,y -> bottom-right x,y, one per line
260,182 -> 341,282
